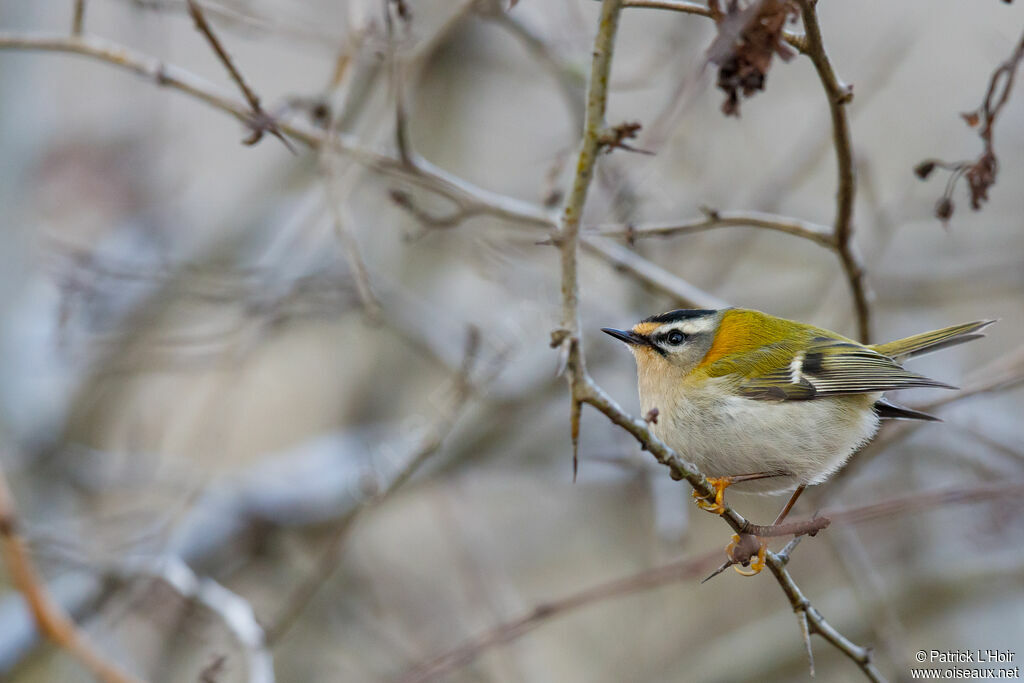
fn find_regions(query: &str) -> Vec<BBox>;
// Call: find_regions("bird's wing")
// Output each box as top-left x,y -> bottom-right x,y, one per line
733,337 -> 956,401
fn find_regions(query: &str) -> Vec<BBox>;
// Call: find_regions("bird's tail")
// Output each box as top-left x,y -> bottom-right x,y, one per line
870,320 -> 996,360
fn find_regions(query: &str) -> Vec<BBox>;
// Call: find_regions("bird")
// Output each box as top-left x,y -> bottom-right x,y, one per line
602,308 -> 994,574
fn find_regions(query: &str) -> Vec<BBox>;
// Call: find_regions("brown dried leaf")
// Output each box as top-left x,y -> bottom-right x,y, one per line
966,151 -> 998,209
707,0 -> 798,116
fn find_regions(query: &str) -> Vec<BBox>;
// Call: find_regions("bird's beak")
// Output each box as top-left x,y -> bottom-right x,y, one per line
601,328 -> 648,346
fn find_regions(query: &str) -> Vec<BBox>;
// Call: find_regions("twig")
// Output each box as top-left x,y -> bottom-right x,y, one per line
0,463 -> 141,683
395,549 -> 722,683
184,0 -> 294,152
72,0 -> 86,35
115,557 -> 274,683
623,0 -> 712,17
0,32 -> 725,314
795,0 -> 870,342
834,344 -> 1024,486
915,28 -> 1024,221
588,208 -> 835,249
580,236 -> 727,308
319,112 -> 383,321
620,0 -> 806,52
398,478 -> 1024,682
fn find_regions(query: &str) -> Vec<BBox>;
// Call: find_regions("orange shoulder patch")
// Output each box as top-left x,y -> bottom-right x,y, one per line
697,311 -> 755,369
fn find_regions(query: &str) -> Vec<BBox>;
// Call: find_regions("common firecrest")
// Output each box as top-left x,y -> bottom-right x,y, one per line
603,308 -> 994,573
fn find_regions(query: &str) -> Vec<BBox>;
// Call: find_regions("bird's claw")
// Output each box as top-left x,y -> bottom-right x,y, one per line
693,476 -> 733,514
726,533 -> 768,576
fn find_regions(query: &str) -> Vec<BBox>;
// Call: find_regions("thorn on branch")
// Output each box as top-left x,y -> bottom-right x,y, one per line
549,328 -> 571,348
597,121 -> 653,154
706,0 -> 799,117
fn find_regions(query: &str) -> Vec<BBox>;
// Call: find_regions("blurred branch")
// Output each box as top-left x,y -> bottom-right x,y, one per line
580,236 -> 727,308
0,31 -> 725,316
831,344 -> 1024,488
623,0 -> 712,17
400,478 -> 1024,682
621,0 -> 807,52
263,328 -> 484,645
795,0 -> 870,343
0,463 -> 140,683
185,0 -> 294,151
72,0 -> 86,35
319,124 -> 383,321
116,558 -> 274,683
396,549 -> 722,683
588,208 -> 835,249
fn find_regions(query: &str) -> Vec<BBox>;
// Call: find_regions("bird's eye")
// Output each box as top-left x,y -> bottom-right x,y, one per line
667,331 -> 686,345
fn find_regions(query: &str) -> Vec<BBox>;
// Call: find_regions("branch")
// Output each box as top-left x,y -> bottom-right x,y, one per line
588,208 -> 835,249
184,0 -> 294,151
72,0 -> 86,35
263,328 -> 484,644
550,3 -> 880,679
398,478 -> 1024,682
623,0 -> 711,17
914,28 -> 1024,221
580,236 -> 727,308
395,549 -> 722,683
620,0 -> 807,52
795,0 -> 870,342
0,462 -> 140,683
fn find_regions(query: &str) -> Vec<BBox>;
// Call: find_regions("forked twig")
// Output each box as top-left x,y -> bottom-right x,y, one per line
185,0 -> 294,152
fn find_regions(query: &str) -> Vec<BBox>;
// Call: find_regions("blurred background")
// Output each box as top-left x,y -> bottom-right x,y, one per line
0,1 -> 1022,681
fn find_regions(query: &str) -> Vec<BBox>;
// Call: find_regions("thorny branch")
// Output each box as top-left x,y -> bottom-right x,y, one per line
551,1 -> 880,680
0,462 -> 141,683
399,479 -> 1024,682
915,28 -> 1024,222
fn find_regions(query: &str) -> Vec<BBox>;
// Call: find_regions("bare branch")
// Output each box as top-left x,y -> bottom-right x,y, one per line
398,478 -> 1024,682
623,0 -> 712,17
263,328 -> 484,644
0,462 -> 141,683
395,549 -> 723,683
580,236 -> 727,308
72,0 -> 86,35
588,208 -> 835,249
185,0 -> 294,151
915,28 -> 1024,221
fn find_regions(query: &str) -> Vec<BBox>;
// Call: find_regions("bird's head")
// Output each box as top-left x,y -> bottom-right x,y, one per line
602,308 -> 726,377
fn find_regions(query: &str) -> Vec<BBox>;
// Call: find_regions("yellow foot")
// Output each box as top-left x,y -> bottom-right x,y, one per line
726,533 -> 768,576
692,476 -> 733,514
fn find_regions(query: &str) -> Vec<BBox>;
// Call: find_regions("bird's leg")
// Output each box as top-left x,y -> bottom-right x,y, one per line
773,484 -> 807,526
692,471 -> 782,515
731,484 -> 808,577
